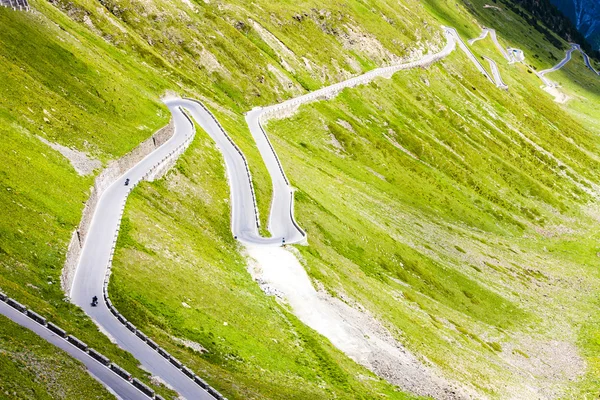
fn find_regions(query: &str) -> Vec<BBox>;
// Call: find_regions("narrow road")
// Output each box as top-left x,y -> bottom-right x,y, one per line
445,27 -> 495,84
580,48 -> 600,75
0,301 -> 147,400
467,28 -> 489,45
539,44 -> 578,76
535,43 -> 600,87
70,106 -> 215,400
469,28 -> 511,62
4,25 -> 513,399
170,99 -> 305,246
484,56 -> 508,89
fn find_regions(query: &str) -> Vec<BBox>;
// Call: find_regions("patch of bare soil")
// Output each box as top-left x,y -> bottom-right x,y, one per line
38,136 -> 101,176
245,245 -> 474,400
170,335 -> 209,354
339,24 -> 400,65
500,337 -> 585,399
543,86 -> 571,104
483,4 -> 503,11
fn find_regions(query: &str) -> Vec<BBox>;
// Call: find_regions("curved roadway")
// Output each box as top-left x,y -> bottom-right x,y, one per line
535,43 -> 600,87
65,26 -> 596,398
469,28 -> 511,62
0,301 -> 147,400
445,27 -> 494,84
4,25 -> 520,399
539,44 -> 579,76
70,106 -> 214,400
67,32 -> 461,396
174,99 -> 305,246
580,48 -> 600,75
484,56 -> 509,89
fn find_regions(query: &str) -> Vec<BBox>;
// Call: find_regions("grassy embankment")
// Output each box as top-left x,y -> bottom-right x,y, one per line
109,1 -> 600,400
0,6 -> 181,398
0,0 -> 446,397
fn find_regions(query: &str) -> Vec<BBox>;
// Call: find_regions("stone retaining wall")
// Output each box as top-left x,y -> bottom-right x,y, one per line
0,0 -> 30,11
61,121 -> 174,294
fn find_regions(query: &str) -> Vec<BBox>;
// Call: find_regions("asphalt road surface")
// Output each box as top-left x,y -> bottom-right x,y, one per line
445,27 -> 494,84
535,43 -> 600,87
0,301 -> 147,400
484,56 -> 509,89
4,26 -> 511,399
70,104 -> 214,400
468,28 -> 511,62
539,44 -> 579,76
172,99 -> 306,245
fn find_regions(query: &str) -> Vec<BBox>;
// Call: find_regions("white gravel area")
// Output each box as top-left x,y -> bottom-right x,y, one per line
245,245 -> 469,399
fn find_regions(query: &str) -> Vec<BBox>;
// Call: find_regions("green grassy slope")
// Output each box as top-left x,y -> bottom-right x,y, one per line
109,126 -> 420,399
0,0 -> 446,396
2,0 -> 600,398
267,49 -> 600,397
0,316 -> 115,400
110,2 -> 600,400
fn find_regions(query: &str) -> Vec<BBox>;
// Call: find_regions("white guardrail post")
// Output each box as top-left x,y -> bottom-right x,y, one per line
98,107 -> 228,399
184,99 -> 261,229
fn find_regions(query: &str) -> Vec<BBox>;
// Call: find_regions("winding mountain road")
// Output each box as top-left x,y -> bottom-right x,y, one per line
484,56 -> 509,89
0,301 -> 147,400
468,28 -> 599,90
445,27 -> 495,84
469,28 -> 511,62
535,43 -> 600,87
70,105 -> 215,400
539,44 -> 579,76
580,49 -> 600,75
66,31 -> 461,396
2,25 -> 519,399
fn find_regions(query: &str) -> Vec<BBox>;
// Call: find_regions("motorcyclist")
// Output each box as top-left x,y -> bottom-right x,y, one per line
92,295 -> 98,306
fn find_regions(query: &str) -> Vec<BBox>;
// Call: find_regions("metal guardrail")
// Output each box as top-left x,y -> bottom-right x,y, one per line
288,191 -> 306,238
100,108 -> 228,400
0,0 -> 30,11
254,115 -> 290,186
184,98 -> 261,229
0,290 -> 156,398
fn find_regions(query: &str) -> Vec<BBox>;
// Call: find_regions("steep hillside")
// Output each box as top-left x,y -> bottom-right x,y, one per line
111,0 -> 600,399
0,0 -> 445,397
500,0 -> 599,57
550,0 -> 600,50
1,0 -> 600,398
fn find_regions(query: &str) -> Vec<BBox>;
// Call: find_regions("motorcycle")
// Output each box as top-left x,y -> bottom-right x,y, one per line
91,296 -> 98,307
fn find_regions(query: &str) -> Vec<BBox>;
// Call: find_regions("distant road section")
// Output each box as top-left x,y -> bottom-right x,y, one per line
538,44 -> 579,76
580,49 -> 600,75
534,44 -> 600,87
445,27 -> 495,84
484,56 -> 509,89
469,28 -> 512,62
